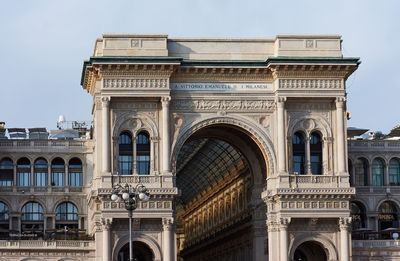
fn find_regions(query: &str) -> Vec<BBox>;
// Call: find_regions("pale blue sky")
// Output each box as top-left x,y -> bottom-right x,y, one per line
0,0 -> 399,133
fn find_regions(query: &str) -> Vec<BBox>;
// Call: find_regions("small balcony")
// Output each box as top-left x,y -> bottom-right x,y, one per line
353,240 -> 400,248
288,174 -> 342,188
0,239 -> 95,249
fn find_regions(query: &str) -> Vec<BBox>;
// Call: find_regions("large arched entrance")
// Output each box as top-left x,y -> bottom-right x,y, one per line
293,241 -> 327,261
117,241 -> 154,261
174,123 -> 269,260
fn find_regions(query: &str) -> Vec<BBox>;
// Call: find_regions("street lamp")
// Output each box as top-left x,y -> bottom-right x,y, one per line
111,183 -> 150,261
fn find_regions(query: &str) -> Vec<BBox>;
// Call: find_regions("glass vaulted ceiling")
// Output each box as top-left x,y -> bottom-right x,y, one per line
176,138 -> 246,205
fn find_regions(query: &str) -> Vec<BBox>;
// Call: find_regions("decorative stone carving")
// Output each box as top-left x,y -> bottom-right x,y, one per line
279,79 -> 343,89
339,217 -> 352,231
171,99 -> 275,112
162,217 -> 174,231
103,78 -> 168,89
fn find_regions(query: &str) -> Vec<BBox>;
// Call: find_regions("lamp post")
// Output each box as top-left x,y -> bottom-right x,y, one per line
111,183 -> 150,261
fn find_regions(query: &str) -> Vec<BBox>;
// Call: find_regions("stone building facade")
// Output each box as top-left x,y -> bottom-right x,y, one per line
0,34 -> 398,261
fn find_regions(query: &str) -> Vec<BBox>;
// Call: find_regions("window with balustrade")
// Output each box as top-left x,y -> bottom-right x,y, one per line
17,157 -> 31,187
0,202 -> 9,237
56,202 -> 78,229
378,201 -> 399,231
34,158 -> 48,187
119,132 -> 133,175
68,158 -> 83,187
21,201 -> 44,231
293,132 -> 305,174
0,158 -> 13,186
51,158 -> 65,186
389,158 -> 400,186
354,158 -> 369,186
310,132 -> 322,175
372,158 -> 385,186
137,131 -> 150,175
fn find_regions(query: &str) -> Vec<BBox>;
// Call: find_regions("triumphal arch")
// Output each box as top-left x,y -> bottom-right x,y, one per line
81,34 -> 359,261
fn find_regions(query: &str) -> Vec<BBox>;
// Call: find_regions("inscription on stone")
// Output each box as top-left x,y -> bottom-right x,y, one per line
171,82 -> 272,91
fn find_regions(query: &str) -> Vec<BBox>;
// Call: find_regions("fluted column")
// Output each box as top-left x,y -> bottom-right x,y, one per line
279,217 -> 291,261
162,217 -> 175,261
339,217 -> 351,261
336,97 -> 346,175
161,96 -> 171,173
276,96 -> 287,174
102,219 -> 111,261
132,135 -> 137,174
102,96 -> 111,173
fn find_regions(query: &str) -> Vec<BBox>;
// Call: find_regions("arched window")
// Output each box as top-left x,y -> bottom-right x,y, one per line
0,202 -> 9,236
34,158 -> 48,187
56,202 -> 78,229
389,159 -> 400,186
372,158 -> 385,186
0,158 -> 13,186
51,158 -> 65,186
310,132 -> 322,175
17,158 -> 31,187
21,202 -> 44,230
119,132 -> 133,175
351,202 -> 366,231
137,132 -> 150,175
68,158 -> 82,187
378,201 -> 398,231
354,158 -> 368,186
292,132 -> 305,174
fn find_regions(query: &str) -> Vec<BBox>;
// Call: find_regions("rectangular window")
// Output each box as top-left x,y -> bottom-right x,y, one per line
0,172 -> 13,186
17,172 -> 30,186
310,154 -> 322,175
69,172 -> 82,186
34,172 -> 48,186
293,155 -> 305,174
137,155 -> 149,175
119,155 -> 132,175
52,172 -> 65,186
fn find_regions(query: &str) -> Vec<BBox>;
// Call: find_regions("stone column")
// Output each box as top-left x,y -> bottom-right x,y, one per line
305,134 -> 311,174
336,97 -> 346,175
267,217 -> 280,261
276,97 -> 287,174
102,96 -> 111,173
102,219 -> 111,261
385,163 -> 390,185
339,217 -> 351,261
161,96 -> 171,173
132,135 -> 137,174
13,163 -> 17,187
280,217 -> 291,261
162,217 -> 175,261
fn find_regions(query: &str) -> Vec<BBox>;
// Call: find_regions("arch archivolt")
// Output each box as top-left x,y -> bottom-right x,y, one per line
112,111 -> 159,138
289,233 -> 338,261
375,198 -> 400,212
288,115 -> 332,139
52,198 -> 81,213
170,114 -> 276,177
112,233 -> 162,261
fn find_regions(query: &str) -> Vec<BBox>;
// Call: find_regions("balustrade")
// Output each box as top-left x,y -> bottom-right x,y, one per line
289,174 -> 339,188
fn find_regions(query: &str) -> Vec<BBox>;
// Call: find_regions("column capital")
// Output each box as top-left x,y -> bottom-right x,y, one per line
279,217 -> 291,230
266,218 -> 280,232
101,218 -> 112,230
335,97 -> 346,107
161,96 -> 171,106
101,96 -> 111,107
339,217 -> 352,231
275,96 -> 287,106
162,217 -> 175,231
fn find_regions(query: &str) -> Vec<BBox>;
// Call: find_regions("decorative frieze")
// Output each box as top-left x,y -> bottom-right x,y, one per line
279,79 -> 342,89
171,99 -> 275,112
103,78 -> 168,89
